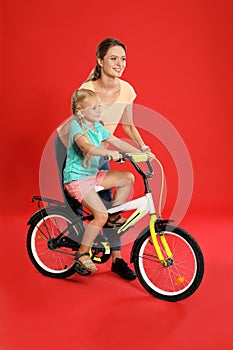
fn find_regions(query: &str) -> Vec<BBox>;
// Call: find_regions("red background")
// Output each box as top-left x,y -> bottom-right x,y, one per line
1,0 -> 233,349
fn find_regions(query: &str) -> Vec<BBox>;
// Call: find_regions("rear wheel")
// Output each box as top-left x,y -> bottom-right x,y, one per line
133,226 -> 204,301
27,207 -> 84,278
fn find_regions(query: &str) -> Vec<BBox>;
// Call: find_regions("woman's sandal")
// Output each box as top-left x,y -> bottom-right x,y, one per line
105,214 -> 126,228
74,252 -> 97,273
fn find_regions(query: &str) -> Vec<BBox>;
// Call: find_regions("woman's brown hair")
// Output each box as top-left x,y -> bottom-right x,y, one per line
87,37 -> 126,81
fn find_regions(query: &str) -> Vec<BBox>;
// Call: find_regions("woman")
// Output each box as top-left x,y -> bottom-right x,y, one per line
57,38 -> 153,280
58,38 -> 150,151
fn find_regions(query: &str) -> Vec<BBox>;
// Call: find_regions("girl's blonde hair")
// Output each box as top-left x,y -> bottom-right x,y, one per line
71,88 -> 97,138
71,88 -> 96,115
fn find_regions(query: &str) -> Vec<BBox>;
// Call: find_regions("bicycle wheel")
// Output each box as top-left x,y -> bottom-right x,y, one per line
133,225 -> 204,302
27,206 -> 84,278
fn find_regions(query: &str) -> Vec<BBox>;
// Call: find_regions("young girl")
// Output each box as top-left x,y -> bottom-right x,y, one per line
63,88 -> 145,273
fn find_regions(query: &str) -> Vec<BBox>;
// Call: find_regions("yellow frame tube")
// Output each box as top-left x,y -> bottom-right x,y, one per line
149,214 -> 173,264
160,234 -> 173,258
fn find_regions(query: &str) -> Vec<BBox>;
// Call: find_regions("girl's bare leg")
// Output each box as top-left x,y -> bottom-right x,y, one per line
77,189 -> 108,270
77,171 -> 134,268
100,170 -> 134,206
100,170 -> 134,262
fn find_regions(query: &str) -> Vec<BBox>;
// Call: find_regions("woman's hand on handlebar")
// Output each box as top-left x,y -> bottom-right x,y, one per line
140,145 -> 156,160
144,150 -> 156,160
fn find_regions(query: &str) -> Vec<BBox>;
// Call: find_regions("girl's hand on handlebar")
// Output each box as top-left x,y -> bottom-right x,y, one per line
106,150 -> 121,161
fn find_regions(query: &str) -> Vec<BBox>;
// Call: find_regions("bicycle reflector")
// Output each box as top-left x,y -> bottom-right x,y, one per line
175,276 -> 185,286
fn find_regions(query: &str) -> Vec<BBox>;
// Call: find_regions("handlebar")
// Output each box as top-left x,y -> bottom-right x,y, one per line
104,152 -> 165,216
104,152 -> 154,179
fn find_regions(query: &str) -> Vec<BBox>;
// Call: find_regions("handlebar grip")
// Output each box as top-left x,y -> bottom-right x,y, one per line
104,153 -> 126,162
104,155 -> 113,161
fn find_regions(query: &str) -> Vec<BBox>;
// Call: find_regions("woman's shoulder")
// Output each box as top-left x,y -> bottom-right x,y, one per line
118,79 -> 137,102
79,80 -> 94,91
119,79 -> 134,89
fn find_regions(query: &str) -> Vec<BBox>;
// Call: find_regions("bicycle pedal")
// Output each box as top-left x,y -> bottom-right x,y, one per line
74,263 -> 91,276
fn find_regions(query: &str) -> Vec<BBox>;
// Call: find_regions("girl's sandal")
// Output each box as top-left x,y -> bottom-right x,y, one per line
105,214 -> 126,228
74,252 -> 97,273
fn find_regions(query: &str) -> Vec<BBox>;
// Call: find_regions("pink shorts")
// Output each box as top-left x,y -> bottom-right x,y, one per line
64,170 -> 108,203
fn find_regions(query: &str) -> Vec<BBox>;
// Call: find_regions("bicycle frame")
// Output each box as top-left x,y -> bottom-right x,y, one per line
107,195 -> 149,233
106,194 -> 172,266
106,153 -> 174,266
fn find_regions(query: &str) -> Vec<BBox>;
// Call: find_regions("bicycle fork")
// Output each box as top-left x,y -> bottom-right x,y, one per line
149,214 -> 173,266
146,189 -> 173,266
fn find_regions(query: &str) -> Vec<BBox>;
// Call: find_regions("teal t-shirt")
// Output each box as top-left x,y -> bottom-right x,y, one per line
63,119 -> 110,183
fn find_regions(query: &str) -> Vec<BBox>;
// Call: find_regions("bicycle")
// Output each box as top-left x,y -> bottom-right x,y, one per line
26,153 -> 204,302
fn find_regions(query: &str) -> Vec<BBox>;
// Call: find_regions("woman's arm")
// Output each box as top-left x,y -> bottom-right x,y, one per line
106,134 -> 142,153
106,134 -> 155,160
121,104 -> 150,151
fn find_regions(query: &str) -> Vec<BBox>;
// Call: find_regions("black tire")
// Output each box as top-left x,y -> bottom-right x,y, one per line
27,206 -> 85,279
133,225 -> 204,302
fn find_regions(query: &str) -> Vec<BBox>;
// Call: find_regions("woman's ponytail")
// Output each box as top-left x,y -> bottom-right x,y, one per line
93,64 -> 102,80
86,64 -> 101,81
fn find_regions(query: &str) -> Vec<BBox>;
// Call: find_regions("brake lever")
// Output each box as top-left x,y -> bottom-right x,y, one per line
146,160 -> 154,177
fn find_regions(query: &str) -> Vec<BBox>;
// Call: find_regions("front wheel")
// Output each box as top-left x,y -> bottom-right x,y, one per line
133,225 -> 204,302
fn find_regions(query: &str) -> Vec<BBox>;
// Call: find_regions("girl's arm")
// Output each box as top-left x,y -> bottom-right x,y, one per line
121,104 -> 150,151
74,134 -> 120,160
